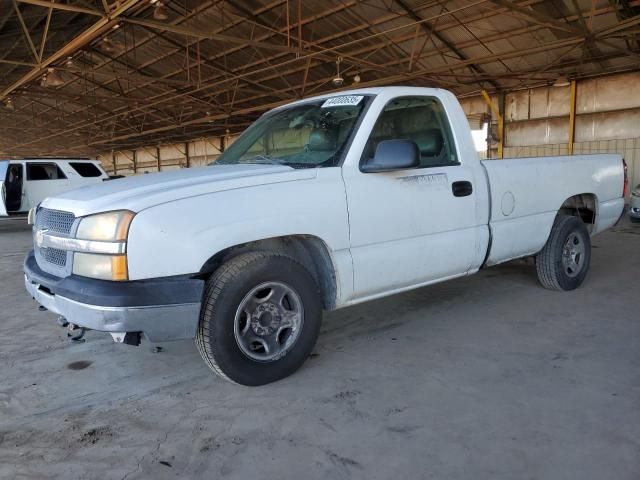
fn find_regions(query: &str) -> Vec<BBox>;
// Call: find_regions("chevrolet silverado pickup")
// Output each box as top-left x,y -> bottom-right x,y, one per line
24,87 -> 627,386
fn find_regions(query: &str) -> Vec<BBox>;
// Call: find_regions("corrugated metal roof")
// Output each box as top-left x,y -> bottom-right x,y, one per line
0,0 -> 638,155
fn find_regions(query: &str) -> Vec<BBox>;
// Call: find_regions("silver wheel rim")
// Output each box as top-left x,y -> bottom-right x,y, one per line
233,281 -> 304,362
562,232 -> 585,278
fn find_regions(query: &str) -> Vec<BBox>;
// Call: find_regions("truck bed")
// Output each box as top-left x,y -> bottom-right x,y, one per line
481,153 -> 625,266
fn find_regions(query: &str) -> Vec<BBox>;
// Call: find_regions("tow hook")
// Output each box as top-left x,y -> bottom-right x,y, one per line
67,323 -> 87,343
56,316 -> 86,342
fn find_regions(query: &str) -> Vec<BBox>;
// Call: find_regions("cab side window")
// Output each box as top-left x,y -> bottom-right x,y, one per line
69,162 -> 102,177
362,96 -> 459,168
27,163 -> 67,181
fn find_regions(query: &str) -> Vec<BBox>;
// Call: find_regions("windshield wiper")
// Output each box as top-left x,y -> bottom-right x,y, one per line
239,154 -> 285,165
235,155 -> 319,169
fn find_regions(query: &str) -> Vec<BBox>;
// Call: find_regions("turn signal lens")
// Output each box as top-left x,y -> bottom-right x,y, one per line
111,255 -> 128,281
73,253 -> 128,281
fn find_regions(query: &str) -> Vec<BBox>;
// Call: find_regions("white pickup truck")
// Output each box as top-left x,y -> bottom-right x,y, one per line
24,87 -> 627,386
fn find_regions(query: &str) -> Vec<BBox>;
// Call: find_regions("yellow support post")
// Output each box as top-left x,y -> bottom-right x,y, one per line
568,80 -> 577,155
481,89 -> 504,159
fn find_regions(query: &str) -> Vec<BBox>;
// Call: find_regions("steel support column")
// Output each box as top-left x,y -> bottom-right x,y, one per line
481,90 -> 504,159
568,80 -> 577,155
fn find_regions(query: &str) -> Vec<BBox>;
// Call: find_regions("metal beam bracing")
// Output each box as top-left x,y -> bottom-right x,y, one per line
16,0 -> 105,17
394,0 -> 501,90
0,0 -> 639,156
12,0 -> 39,62
0,0 -> 142,100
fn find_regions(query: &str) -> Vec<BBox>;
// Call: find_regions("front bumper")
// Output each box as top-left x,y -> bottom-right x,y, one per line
24,251 -> 204,342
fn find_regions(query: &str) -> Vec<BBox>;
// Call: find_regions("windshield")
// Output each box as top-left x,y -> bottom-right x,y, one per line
214,95 -> 371,169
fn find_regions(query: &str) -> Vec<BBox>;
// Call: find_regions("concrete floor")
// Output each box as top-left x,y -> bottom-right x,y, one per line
0,217 -> 638,480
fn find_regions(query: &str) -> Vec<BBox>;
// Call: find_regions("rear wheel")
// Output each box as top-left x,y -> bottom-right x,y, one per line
196,252 -> 322,386
535,215 -> 591,291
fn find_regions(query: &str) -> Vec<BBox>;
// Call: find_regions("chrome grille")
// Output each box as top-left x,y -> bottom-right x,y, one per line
36,208 -> 75,235
41,247 -> 67,267
35,208 -> 75,272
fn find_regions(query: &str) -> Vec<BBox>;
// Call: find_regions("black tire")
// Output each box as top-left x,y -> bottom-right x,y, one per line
196,252 -> 322,386
535,215 -> 591,291
630,216 -> 640,224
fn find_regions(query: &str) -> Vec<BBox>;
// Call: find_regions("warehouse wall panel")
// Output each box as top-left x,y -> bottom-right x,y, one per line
98,134 -> 239,174
576,72 -> 640,114
97,71 -> 640,183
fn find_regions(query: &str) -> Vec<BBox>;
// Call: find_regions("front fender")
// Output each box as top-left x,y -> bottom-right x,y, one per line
126,168 -> 350,280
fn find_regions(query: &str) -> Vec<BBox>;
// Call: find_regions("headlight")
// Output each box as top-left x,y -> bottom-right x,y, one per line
76,210 -> 134,241
73,210 -> 134,281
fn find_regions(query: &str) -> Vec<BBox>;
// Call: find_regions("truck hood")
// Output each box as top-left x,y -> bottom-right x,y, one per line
41,164 -> 317,217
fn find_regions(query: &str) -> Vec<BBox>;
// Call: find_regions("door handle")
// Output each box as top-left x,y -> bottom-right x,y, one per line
452,180 -> 473,197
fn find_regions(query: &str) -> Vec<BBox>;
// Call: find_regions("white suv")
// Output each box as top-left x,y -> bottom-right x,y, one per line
1,158 -> 108,217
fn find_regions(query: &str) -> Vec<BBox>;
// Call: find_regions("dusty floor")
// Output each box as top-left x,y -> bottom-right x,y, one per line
0,216 -> 638,480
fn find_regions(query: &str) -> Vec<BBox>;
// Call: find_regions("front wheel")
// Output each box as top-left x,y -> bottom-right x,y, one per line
196,252 -> 322,386
535,215 -> 591,291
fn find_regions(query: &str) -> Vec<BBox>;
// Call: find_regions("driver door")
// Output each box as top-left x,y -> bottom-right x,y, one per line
343,96 -> 479,298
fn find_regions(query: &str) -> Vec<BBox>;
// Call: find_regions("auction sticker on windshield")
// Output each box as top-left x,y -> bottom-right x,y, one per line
321,95 -> 364,108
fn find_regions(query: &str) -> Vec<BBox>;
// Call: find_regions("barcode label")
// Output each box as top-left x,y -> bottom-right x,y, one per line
321,95 -> 364,108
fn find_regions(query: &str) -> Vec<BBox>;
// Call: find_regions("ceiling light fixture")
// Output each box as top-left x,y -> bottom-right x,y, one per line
41,68 -> 65,87
332,56 -> 344,87
101,37 -> 125,55
553,76 -> 570,87
352,73 -> 361,85
3,98 -> 15,111
153,2 -> 169,20
101,37 -> 115,52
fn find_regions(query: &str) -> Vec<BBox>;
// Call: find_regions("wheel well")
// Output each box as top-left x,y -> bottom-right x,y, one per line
199,235 -> 338,310
558,194 -> 597,232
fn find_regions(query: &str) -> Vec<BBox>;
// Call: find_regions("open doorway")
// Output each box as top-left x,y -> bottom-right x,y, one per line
4,163 -> 23,212
471,123 -> 488,159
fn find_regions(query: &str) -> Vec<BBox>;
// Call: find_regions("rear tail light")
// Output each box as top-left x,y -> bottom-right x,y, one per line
623,158 -> 629,198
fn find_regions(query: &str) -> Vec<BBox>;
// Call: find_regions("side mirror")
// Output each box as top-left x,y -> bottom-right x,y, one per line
361,139 -> 420,173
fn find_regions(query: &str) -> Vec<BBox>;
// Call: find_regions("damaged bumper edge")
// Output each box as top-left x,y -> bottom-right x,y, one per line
23,251 -> 203,343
